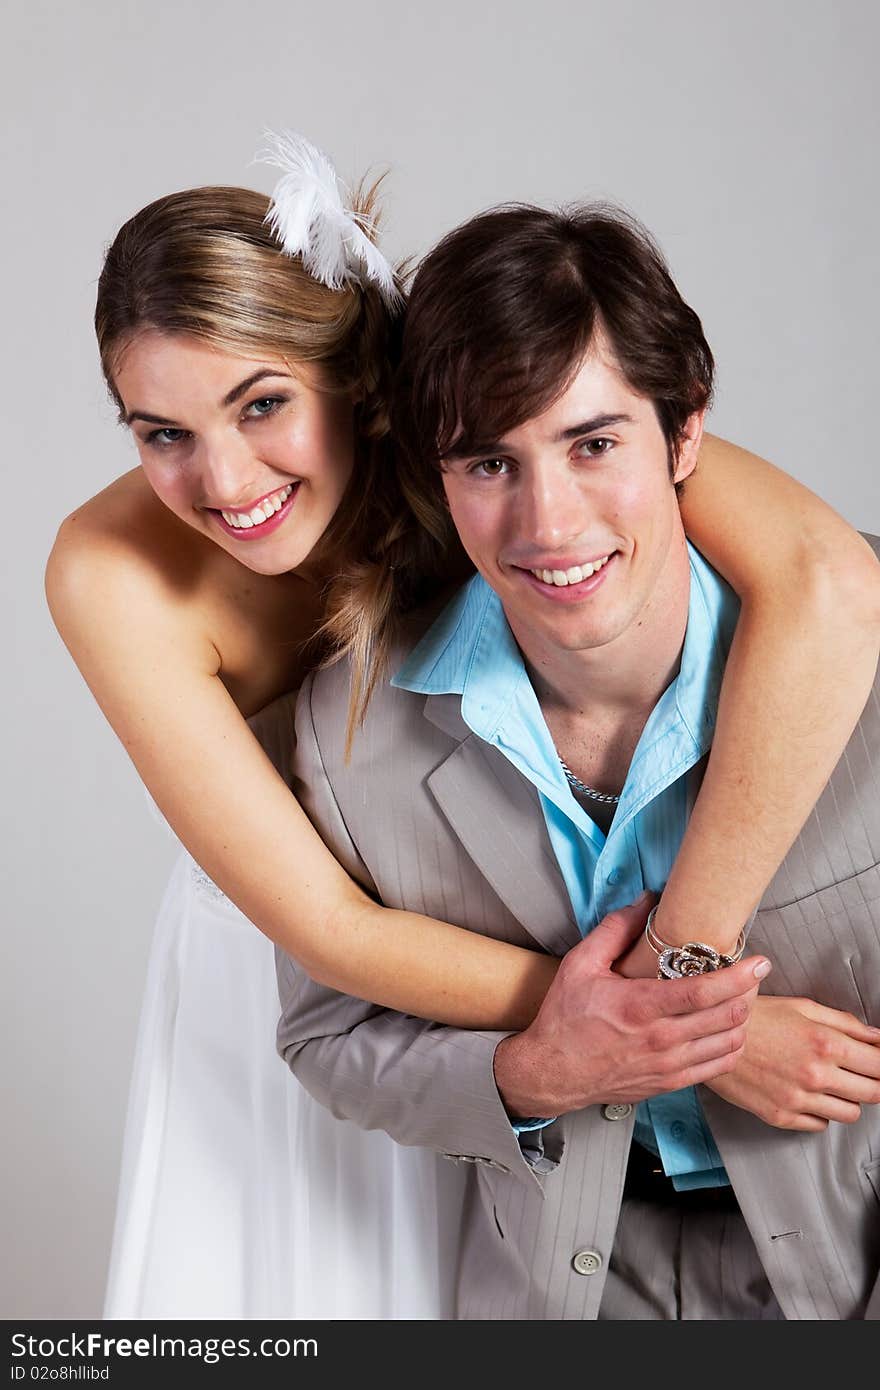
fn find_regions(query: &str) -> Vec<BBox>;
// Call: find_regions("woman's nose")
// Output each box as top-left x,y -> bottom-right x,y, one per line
196,436 -> 259,509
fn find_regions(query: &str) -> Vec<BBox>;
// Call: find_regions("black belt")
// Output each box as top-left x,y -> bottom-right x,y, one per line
623,1141 -> 739,1210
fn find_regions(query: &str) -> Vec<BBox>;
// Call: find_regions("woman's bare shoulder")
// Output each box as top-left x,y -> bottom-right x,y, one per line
46,469 -> 319,711
48,467 -> 222,590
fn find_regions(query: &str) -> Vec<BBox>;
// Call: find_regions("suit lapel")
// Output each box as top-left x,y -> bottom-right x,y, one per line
424,695 -> 579,957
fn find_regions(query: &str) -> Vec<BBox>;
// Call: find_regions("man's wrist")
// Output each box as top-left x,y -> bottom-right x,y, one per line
494,1032 -> 551,1119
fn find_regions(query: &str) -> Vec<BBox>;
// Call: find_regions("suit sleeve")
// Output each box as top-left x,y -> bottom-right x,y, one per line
273,670 -> 547,1190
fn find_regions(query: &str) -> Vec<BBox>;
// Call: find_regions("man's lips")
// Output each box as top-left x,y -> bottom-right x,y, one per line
512,552 -> 617,601
525,554 -> 612,586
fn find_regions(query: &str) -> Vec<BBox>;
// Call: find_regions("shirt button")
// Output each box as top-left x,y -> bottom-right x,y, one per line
670,1121 -> 686,1142
602,1103 -> 633,1121
607,868 -> 622,886
572,1249 -> 603,1276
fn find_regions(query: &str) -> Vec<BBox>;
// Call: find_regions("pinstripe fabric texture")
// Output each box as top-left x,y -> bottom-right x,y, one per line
598,1194 -> 785,1319
275,536 -> 880,1320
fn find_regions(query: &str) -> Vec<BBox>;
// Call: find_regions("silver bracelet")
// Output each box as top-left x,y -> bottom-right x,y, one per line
645,904 -> 746,980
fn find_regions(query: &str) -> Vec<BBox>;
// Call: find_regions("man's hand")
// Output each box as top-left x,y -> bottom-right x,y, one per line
706,995 -> 880,1129
493,894 -> 771,1118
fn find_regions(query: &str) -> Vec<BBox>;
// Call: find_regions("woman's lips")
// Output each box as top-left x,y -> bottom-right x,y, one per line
212,484 -> 299,541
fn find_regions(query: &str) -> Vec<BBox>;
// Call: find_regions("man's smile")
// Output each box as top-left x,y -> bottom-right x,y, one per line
511,552 -> 619,603
528,554 -> 612,587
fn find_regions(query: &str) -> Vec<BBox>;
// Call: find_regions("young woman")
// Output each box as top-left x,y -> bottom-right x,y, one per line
46,140 -> 880,1319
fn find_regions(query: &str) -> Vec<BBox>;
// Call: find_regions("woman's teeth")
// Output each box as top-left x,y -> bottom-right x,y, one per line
221,483 -> 294,529
530,555 -> 611,586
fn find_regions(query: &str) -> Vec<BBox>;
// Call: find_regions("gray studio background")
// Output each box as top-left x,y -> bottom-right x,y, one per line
3,0 -> 878,1318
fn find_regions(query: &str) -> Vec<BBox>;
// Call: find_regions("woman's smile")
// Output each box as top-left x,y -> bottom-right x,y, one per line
114,331 -> 356,577
213,481 -> 300,539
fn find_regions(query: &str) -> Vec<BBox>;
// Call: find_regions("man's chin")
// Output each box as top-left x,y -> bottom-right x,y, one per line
548,624 -> 623,655
505,603 -> 625,657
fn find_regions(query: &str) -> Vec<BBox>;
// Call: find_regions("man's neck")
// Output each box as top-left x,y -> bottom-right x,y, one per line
517,541 -> 690,712
506,534 -> 693,793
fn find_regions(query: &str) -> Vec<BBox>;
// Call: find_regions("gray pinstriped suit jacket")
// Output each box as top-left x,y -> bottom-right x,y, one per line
275,538 -> 880,1320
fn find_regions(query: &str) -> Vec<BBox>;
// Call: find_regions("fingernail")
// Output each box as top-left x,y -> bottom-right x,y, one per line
753,959 -> 772,980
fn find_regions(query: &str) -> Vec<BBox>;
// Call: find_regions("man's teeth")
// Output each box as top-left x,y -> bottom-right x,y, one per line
530,556 -> 611,586
221,484 -> 294,530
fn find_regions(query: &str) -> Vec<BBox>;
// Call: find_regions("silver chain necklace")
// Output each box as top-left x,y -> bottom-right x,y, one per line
558,759 -> 621,804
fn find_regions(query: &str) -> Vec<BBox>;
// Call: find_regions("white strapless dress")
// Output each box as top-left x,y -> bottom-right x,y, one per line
103,693 -> 466,1320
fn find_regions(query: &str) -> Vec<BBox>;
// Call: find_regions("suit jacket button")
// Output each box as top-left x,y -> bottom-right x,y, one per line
602,1103 -> 633,1121
572,1248 -> 603,1276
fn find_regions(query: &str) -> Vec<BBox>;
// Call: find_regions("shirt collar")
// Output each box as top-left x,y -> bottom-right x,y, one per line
392,572 -> 527,742
393,543 -> 737,758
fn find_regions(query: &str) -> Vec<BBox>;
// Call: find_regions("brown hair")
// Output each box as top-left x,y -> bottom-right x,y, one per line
95,183 -> 447,743
391,201 -> 715,543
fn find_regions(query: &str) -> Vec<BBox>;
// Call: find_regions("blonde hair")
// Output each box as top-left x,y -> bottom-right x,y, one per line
96,182 -> 453,748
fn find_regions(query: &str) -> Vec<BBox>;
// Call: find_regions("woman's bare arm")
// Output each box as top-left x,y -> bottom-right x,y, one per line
47,438 -> 880,1021
627,433 -> 880,973
45,490 -> 557,1031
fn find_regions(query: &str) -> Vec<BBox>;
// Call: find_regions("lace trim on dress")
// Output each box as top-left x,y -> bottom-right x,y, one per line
188,859 -> 232,905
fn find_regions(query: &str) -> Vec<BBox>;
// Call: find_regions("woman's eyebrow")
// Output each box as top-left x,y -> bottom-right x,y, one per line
221,369 -> 293,407
124,369 -> 294,426
125,409 -> 180,427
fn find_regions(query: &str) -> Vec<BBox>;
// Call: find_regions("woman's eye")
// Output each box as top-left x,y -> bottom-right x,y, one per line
245,396 -> 285,419
147,427 -> 188,448
471,458 -> 510,477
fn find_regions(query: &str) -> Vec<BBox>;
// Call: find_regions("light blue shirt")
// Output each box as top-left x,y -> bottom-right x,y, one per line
393,544 -> 740,1190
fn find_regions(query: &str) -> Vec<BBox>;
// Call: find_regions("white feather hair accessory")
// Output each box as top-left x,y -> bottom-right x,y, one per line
256,130 -> 402,309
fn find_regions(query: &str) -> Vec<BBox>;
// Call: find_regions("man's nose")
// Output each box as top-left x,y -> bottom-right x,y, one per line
517,467 -> 585,551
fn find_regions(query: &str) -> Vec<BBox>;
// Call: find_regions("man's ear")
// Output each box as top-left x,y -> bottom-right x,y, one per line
672,409 -> 706,485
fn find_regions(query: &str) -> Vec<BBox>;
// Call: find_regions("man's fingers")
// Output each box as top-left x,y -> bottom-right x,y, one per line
673,1022 -> 749,1073
657,994 -> 755,1050
660,955 -> 771,1015
679,1052 -> 761,1093
584,893 -> 656,969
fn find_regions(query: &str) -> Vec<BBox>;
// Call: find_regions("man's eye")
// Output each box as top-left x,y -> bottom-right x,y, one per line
578,437 -> 614,457
471,458 -> 510,477
147,427 -> 188,447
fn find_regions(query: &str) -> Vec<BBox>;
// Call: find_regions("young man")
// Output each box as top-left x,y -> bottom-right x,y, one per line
277,205 -> 880,1319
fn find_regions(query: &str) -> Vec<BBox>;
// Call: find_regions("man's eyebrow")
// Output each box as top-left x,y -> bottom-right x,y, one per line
124,369 -> 294,427
442,440 -> 496,463
555,412 -> 634,442
443,412 -> 635,461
